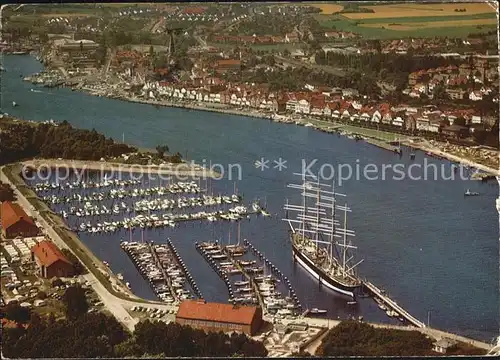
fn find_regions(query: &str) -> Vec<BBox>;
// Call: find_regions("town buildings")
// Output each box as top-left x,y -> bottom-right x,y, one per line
30,240 -> 74,278
1,201 -> 39,239
175,299 -> 263,335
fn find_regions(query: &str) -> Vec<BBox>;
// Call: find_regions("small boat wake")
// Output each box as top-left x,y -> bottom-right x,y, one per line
30,89 -> 43,93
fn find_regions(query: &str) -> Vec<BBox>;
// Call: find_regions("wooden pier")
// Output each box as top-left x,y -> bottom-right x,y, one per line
362,280 -> 425,328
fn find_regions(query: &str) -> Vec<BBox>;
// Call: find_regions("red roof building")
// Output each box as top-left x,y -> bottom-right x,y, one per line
215,59 -> 241,72
31,240 -> 74,279
1,201 -> 39,239
176,300 -> 263,335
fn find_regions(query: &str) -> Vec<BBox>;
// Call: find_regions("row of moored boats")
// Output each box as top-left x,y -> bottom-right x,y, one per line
120,241 -> 198,304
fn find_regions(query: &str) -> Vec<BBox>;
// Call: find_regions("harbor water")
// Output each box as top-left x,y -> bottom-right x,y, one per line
2,55 -> 498,341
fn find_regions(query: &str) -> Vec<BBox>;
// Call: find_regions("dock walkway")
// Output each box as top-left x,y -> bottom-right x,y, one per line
363,280 -> 425,328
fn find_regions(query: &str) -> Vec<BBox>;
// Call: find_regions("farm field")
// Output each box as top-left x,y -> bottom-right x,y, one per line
309,3 -> 344,14
343,2 -> 496,19
315,12 -> 497,39
360,18 -> 497,31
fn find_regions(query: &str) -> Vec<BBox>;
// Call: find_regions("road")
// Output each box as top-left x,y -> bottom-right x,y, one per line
194,34 -> 208,49
151,16 -> 166,34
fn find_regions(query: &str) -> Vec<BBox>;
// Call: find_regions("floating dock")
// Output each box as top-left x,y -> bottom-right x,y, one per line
166,238 -> 203,299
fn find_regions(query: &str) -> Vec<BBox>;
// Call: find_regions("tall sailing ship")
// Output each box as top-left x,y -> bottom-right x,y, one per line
283,172 -> 363,298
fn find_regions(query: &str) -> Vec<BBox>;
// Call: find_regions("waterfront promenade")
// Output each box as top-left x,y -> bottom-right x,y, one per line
117,95 -> 498,176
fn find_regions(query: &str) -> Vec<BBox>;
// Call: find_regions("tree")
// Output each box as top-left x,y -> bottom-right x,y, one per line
1,304 -> 31,323
454,117 -> 466,126
61,248 -> 86,275
62,285 -> 89,320
155,144 -> 169,158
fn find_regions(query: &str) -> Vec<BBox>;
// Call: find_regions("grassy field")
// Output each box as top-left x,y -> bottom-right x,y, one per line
315,13 -> 497,39
343,2 -> 496,19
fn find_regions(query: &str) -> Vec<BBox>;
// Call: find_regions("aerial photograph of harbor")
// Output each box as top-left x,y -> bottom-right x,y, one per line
0,1 -> 498,358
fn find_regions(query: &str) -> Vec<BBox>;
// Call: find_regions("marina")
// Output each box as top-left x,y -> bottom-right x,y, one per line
29,174 -> 269,235
8,54 -> 497,341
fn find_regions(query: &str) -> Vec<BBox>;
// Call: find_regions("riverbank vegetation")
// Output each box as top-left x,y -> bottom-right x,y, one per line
317,321 -> 486,356
318,321 -> 433,356
1,285 -> 268,358
0,119 -> 136,165
0,181 -> 16,202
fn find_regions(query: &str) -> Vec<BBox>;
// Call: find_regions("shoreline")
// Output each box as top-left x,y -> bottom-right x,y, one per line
22,67 -> 498,176
115,95 -> 499,176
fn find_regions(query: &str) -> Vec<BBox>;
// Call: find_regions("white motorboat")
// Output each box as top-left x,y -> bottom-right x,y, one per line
309,308 -> 327,315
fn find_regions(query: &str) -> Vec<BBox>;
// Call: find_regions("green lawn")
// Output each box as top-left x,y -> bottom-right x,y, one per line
315,13 -> 497,39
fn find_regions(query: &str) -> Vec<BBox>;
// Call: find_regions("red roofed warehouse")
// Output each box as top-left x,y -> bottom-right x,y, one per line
176,300 -> 263,335
1,201 -> 39,239
31,240 -> 74,278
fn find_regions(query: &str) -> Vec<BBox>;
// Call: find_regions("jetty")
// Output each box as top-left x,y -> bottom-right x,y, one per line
362,280 -> 426,328
21,159 -> 219,178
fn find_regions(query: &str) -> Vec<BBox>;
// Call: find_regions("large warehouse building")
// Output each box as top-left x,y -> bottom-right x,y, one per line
31,240 -> 74,278
176,300 -> 263,336
1,201 -> 39,239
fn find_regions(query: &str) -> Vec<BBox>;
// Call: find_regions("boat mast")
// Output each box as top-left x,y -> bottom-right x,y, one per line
330,178 -> 335,267
342,203 -> 347,275
301,172 -> 306,242
237,222 -> 241,246
315,175 -> 320,251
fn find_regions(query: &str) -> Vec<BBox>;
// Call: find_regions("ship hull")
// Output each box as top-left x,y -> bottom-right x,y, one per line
292,243 -> 359,298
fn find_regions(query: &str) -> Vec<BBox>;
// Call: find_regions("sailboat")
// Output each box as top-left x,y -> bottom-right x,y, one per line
283,172 -> 363,298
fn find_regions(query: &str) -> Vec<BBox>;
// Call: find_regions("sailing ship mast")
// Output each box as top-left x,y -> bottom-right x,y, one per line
284,172 -> 363,280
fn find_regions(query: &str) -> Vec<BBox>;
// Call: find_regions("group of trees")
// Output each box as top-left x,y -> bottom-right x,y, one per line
0,181 -> 16,202
318,321 -> 434,357
60,249 -> 86,276
315,51 -> 462,92
2,285 -> 268,358
0,120 -> 136,165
